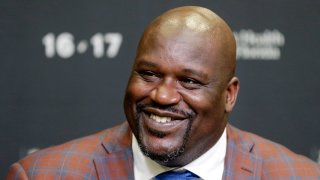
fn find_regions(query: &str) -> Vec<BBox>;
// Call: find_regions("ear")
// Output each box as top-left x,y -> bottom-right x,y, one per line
225,77 -> 240,113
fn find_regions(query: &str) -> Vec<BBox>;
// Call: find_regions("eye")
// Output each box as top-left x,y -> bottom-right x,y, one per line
138,70 -> 160,81
180,77 -> 202,89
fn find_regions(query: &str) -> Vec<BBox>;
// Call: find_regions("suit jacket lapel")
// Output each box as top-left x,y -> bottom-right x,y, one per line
223,124 -> 263,180
93,122 -> 135,180
93,122 -> 264,179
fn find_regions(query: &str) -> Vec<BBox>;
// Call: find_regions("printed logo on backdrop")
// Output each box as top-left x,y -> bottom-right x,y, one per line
42,32 -> 123,59
234,29 -> 285,61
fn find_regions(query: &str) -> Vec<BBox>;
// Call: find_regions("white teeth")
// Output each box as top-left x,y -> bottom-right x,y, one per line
150,114 -> 172,123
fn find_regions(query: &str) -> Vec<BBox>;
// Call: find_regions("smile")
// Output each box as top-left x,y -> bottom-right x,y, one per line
150,114 -> 172,123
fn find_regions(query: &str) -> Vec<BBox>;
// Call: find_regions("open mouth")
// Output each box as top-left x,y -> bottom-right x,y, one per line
137,105 -> 195,135
150,114 -> 172,123
141,111 -> 188,133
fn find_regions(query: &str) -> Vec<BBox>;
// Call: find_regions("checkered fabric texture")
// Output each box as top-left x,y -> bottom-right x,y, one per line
6,122 -> 320,179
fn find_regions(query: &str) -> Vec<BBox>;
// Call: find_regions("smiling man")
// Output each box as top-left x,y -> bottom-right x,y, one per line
124,6 -> 239,172
123,7 -> 239,179
7,6 -> 320,180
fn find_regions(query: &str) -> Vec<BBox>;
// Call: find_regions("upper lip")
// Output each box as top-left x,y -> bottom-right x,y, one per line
143,106 -> 187,120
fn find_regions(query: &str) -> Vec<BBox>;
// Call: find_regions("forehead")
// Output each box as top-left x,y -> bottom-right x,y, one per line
134,31 -> 220,82
137,28 -> 216,65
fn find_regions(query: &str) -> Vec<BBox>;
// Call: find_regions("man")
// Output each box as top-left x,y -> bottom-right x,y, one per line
7,6 -> 320,180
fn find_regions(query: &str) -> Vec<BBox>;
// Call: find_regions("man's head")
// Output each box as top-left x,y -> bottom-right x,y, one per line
124,6 -> 239,166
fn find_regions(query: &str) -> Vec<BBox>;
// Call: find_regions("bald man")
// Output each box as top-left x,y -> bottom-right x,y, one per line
7,6 -> 320,180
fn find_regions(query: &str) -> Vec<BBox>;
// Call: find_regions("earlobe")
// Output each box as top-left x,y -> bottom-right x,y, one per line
225,77 -> 240,112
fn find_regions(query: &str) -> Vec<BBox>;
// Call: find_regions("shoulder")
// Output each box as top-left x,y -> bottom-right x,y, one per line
227,124 -> 320,178
6,122 -> 131,179
20,122 -> 128,164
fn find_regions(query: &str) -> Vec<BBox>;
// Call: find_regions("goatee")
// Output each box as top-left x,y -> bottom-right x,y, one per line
134,102 -> 195,164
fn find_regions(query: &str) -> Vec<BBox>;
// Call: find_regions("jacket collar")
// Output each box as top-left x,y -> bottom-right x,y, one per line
223,124 -> 263,179
93,122 -> 135,180
92,122 -> 263,179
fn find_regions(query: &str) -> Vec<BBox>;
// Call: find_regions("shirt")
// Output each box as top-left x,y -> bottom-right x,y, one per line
132,128 -> 227,180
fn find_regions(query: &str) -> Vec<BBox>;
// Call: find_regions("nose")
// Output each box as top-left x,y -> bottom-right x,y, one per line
150,80 -> 181,105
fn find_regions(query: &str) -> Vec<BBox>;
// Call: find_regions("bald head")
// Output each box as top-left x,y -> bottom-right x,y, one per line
150,6 -> 232,33
125,6 -> 240,166
137,6 -> 237,82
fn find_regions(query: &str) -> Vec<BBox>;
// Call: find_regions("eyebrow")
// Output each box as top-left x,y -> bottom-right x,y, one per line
135,60 -> 158,68
136,59 -> 208,79
182,68 -> 208,80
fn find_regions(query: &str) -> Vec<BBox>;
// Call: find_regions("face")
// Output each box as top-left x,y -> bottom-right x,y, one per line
124,28 -> 238,166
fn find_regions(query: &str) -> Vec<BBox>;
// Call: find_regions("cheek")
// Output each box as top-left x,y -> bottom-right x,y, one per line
126,78 -> 151,101
183,89 -> 222,113
125,79 -> 150,133
182,90 -> 226,132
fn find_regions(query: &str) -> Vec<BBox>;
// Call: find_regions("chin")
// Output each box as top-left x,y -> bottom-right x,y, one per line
138,138 -> 186,166
136,122 -> 192,166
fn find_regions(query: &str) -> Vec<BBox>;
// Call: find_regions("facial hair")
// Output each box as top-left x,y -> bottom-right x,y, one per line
134,102 -> 196,164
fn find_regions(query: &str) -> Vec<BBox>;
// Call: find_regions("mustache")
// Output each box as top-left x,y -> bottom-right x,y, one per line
136,101 -> 196,119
